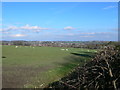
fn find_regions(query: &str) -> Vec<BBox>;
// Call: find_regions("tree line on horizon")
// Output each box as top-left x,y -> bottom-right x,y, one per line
1,41 -> 119,49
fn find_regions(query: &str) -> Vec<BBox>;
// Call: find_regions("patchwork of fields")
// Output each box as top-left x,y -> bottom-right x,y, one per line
2,45 -> 97,88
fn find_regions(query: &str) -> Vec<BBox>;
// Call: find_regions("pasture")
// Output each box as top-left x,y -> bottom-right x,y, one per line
2,45 -> 97,88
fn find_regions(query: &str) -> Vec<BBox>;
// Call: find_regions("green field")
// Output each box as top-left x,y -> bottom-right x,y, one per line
2,45 -> 97,88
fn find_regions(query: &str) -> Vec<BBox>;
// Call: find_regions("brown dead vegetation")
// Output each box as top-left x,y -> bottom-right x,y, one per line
46,45 -> 120,90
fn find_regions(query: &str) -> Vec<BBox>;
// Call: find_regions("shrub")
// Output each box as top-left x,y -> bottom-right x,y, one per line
45,45 -> 120,90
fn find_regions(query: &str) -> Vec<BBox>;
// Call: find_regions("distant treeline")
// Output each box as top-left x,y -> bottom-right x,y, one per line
1,41 -> 119,49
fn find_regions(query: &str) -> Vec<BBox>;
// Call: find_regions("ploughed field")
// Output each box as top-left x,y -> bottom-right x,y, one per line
2,45 -> 97,88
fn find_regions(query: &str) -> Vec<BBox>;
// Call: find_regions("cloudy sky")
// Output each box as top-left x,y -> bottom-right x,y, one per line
1,2 -> 118,41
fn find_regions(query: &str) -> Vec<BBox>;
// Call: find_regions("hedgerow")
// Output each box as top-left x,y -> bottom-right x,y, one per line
45,45 -> 120,90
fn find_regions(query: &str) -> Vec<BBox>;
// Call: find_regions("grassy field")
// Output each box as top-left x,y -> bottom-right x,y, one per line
2,45 -> 98,88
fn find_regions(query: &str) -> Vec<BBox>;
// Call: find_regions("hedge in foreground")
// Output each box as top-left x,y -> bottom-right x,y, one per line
45,45 -> 120,90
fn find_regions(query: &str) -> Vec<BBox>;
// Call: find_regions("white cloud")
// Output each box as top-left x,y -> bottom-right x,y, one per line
0,18 -> 2,22
103,6 -> 117,10
7,26 -> 18,30
65,33 -> 75,36
80,32 -> 95,35
64,32 -> 115,38
80,36 -> 94,37
64,26 -> 75,30
61,32 -> 95,38
0,28 -> 2,31
0,28 -> 10,34
2,24 -> 49,32
11,34 -> 26,37
20,24 -> 49,30
111,28 -> 118,31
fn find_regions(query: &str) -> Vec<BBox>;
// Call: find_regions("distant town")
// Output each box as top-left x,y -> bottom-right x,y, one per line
1,40 -> 117,49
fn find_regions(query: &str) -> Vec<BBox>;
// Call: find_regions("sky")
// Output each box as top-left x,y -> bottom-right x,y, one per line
1,2 -> 118,41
